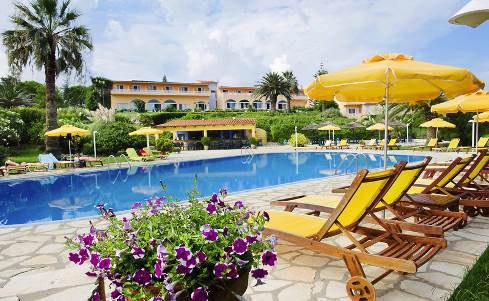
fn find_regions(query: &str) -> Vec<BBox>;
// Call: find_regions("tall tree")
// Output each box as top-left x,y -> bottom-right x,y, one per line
282,70 -> 299,113
0,76 -> 32,108
91,77 -> 112,109
254,72 -> 290,112
2,0 -> 93,153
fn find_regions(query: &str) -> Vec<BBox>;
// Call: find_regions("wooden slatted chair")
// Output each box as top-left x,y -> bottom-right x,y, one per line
271,158 -> 466,235
264,165 -> 447,300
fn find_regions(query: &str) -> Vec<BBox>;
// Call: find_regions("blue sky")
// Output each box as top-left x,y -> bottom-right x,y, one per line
0,0 -> 487,88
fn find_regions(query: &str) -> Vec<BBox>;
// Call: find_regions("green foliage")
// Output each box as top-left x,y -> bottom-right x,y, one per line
249,137 -> 257,145
0,145 -> 8,165
94,122 -> 144,155
12,107 -> 45,144
133,99 -> 146,113
63,85 -> 91,107
200,136 -> 211,146
0,76 -> 32,108
288,133 -> 309,146
156,136 -> 174,153
66,192 -> 274,300
91,77 -> 113,108
0,108 -> 23,146
139,112 -> 187,125
254,72 -> 290,112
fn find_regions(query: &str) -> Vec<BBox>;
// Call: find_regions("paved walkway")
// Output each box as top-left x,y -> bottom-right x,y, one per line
0,147 -> 483,301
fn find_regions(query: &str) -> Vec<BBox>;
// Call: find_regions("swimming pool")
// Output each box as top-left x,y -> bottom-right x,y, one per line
0,152 -> 424,225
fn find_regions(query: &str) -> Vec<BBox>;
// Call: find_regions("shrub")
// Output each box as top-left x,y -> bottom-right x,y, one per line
94,122 -> 145,155
66,190 -> 275,301
0,145 -> 8,165
288,133 -> 309,146
249,137 -> 258,145
200,136 -> 211,146
139,112 -> 188,125
0,109 -> 23,146
12,107 -> 45,144
156,136 -> 175,154
133,99 -> 146,113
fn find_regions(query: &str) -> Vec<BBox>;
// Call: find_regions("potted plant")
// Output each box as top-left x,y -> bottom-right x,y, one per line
248,137 -> 258,149
66,189 -> 276,301
200,136 -> 211,150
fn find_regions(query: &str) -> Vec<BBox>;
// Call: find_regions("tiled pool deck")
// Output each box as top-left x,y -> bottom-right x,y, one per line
0,147 -> 485,301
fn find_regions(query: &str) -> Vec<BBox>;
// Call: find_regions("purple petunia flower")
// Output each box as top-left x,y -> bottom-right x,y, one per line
68,252 -> 80,264
175,246 -> 192,262
150,298 -> 164,301
122,217 -> 130,231
220,187 -> 228,197
251,268 -> 268,279
210,193 -> 218,203
234,200 -> 244,209
111,288 -> 122,299
133,268 -> 152,286
196,251 -> 207,263
157,244 -> 168,260
191,287 -> 208,301
217,199 -> 225,207
206,202 -> 217,214
176,264 -> 192,275
95,203 -> 105,210
98,258 -> 111,270
246,235 -> 258,244
223,246 -> 233,255
222,227 -> 229,236
131,247 -> 145,259
85,271 -> 97,277
154,259 -> 164,279
262,211 -> 270,221
261,251 -> 277,267
226,263 -> 239,279
232,238 -> 248,255
131,202 -> 142,210
79,248 -> 90,264
200,224 -> 218,241
90,252 -> 100,267
81,234 -> 95,246
91,291 -> 100,301
213,263 -> 228,278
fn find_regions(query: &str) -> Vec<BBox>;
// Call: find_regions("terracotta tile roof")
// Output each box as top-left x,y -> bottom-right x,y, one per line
157,118 -> 256,128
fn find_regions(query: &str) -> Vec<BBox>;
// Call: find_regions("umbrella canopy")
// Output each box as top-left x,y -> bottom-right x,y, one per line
366,123 -> 393,131
343,121 -> 364,129
45,125 -> 89,137
475,111 -> 489,121
318,125 -> 341,131
129,127 -> 163,148
304,53 -> 484,168
432,91 -> 489,150
420,118 -> 456,129
449,0 -> 489,28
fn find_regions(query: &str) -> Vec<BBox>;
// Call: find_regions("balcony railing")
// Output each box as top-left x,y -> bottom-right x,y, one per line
112,89 -> 210,96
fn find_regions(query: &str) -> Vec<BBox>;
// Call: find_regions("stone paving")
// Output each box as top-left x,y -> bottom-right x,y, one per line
0,147 -> 484,301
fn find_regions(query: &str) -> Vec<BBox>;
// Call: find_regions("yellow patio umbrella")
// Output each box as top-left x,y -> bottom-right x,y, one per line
305,53 -> 484,168
432,90 -> 489,151
318,124 -> 341,141
129,127 -> 163,148
419,118 -> 455,139
45,125 -> 89,160
367,123 -> 393,140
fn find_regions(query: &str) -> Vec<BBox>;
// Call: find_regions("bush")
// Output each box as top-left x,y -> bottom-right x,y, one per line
81,142 -> 93,155
288,133 -> 309,147
139,112 -> 188,125
0,145 -> 8,165
94,122 -> 145,155
133,99 -> 146,113
12,107 -> 45,144
201,136 -> 211,146
156,136 -> 174,154
0,109 -> 23,146
249,137 -> 258,145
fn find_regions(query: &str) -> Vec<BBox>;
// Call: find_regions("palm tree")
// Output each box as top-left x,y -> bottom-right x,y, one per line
282,70 -> 299,113
2,0 -> 92,153
254,72 -> 290,112
0,76 -> 32,108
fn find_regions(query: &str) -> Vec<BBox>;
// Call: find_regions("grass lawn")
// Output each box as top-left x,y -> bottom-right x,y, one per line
8,145 -> 129,165
448,246 -> 489,301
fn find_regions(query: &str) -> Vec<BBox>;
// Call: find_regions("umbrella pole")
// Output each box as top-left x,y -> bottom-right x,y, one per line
476,116 -> 479,153
436,127 -> 438,139
146,135 -> 150,148
68,139 -> 72,161
383,71 -> 390,170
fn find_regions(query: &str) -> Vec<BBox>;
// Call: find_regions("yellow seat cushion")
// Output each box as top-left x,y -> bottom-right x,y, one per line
288,195 -> 342,207
415,178 -> 434,186
265,211 -> 328,238
408,185 -> 426,194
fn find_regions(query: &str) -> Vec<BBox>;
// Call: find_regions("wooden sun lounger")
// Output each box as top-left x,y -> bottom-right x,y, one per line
264,166 -> 446,300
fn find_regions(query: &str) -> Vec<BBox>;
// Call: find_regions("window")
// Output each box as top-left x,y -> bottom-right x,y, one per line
239,100 -> 250,109
196,87 -> 205,93
225,99 -> 236,109
116,103 -> 129,110
178,103 -> 189,110
266,101 -> 271,110
180,87 -> 189,92
222,89 -> 228,93
248,90 -> 253,94
132,85 -> 140,91
236,90 -> 241,94
148,85 -> 157,91
195,101 -> 206,110
116,84 -> 124,90
147,100 -> 161,112
164,100 -> 177,109
253,101 -> 263,110
347,107 -> 358,115
165,86 -> 173,91
277,101 -> 287,110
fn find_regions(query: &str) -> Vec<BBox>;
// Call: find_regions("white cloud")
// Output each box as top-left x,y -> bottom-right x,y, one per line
269,55 -> 291,73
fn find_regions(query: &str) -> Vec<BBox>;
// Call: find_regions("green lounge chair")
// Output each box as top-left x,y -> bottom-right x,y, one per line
433,138 -> 460,152
126,148 -> 154,162
412,138 -> 438,151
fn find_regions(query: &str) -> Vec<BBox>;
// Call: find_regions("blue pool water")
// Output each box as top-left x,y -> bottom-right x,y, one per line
0,152 -> 424,225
